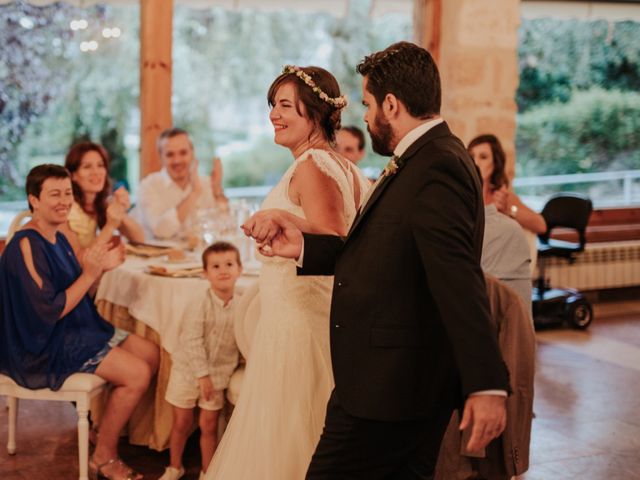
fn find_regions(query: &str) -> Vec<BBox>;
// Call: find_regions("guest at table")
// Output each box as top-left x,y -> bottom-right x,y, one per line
136,128 -> 228,240
468,134 -> 546,273
0,164 -> 159,480
335,125 -> 366,164
62,141 -> 144,255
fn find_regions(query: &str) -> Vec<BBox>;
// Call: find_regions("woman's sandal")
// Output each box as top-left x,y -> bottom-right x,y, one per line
89,456 -> 143,480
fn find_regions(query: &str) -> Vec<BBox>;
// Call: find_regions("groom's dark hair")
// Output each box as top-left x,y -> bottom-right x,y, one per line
357,41 -> 441,119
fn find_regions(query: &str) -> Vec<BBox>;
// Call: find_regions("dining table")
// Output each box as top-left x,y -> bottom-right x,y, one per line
92,246 -> 258,451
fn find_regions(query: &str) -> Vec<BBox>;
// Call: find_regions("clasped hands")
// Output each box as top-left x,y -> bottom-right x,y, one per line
241,210 -> 303,260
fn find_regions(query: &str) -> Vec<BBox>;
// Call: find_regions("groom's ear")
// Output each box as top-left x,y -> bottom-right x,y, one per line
382,93 -> 400,120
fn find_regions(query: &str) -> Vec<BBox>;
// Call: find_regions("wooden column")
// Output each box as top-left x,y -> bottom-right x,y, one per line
414,0 -> 442,64
140,0 -> 173,178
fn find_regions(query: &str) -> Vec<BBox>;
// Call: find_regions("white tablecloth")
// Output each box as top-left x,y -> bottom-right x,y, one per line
95,255 -> 257,354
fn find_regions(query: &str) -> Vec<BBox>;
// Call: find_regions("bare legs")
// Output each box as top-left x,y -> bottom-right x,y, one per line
92,334 -> 159,476
169,407 -> 220,474
199,409 -> 220,473
169,407 -> 193,470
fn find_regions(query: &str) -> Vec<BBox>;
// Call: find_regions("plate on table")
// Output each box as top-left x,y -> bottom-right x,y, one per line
145,265 -> 204,278
166,255 -> 198,265
126,242 -> 174,258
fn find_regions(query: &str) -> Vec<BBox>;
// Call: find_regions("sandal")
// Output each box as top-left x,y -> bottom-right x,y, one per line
89,456 -> 143,480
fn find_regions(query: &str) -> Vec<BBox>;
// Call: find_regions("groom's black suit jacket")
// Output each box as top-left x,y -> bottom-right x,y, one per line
300,122 -> 510,422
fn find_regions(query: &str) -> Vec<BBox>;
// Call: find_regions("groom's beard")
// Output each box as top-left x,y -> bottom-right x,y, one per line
368,111 -> 394,157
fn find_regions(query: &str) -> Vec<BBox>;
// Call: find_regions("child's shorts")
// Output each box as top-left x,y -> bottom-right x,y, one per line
165,369 -> 224,411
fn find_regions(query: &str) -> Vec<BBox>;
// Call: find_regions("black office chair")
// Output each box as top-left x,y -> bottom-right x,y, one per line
533,193 -> 594,329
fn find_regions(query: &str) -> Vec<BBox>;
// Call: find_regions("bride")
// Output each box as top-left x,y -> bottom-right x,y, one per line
205,65 -> 370,479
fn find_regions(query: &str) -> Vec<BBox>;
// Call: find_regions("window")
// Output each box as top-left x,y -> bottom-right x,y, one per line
515,9 -> 640,207
0,1 -> 140,229
172,0 -> 412,186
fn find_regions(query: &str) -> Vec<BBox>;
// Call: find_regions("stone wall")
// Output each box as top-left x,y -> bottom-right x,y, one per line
418,0 -> 520,177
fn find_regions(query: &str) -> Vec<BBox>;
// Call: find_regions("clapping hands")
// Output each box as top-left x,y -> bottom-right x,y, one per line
210,157 -> 223,190
492,186 -> 513,214
106,186 -> 131,228
82,239 -> 125,280
112,186 -> 131,210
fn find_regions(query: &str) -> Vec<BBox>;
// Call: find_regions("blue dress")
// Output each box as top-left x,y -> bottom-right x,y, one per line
0,229 -> 114,390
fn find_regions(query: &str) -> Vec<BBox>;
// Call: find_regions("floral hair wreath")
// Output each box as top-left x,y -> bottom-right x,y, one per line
282,65 -> 348,109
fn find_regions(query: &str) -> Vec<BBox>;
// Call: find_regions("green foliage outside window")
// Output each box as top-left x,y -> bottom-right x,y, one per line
0,0 -> 410,200
516,18 -> 640,181
517,88 -> 640,177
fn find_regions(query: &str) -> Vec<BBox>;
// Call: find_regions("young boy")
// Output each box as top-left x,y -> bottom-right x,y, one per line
160,241 -> 243,480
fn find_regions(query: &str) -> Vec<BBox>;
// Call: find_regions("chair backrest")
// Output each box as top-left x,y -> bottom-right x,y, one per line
6,210 -> 32,243
538,193 -> 593,249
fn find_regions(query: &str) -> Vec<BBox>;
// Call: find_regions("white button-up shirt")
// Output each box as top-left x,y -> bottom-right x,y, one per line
171,289 -> 239,390
136,168 -> 217,240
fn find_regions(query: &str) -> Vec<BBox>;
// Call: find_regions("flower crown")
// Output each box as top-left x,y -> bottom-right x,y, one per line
282,65 -> 348,109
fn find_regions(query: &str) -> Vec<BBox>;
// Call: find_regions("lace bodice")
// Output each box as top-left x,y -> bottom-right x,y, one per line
261,148 -> 369,233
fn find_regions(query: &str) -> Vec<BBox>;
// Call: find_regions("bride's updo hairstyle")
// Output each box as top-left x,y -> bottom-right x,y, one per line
268,66 -> 344,143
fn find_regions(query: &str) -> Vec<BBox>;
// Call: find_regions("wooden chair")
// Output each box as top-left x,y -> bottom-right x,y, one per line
0,371 -> 107,480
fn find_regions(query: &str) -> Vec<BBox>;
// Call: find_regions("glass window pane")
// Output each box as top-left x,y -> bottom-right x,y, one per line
516,14 -> 640,207
0,1 -> 140,235
173,0 -> 412,191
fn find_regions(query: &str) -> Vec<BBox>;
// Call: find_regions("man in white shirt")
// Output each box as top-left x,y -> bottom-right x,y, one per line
137,128 -> 228,240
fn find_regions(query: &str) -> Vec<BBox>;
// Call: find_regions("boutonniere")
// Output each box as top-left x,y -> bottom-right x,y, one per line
382,155 -> 402,177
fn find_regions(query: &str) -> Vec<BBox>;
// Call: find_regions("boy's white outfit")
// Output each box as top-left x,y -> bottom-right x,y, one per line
161,288 -> 239,480
165,288 -> 239,411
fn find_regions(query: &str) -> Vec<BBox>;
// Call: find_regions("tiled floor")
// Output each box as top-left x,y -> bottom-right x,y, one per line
521,300 -> 640,480
1,299 -> 639,479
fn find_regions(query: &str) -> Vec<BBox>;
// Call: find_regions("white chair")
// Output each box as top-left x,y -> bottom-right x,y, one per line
6,210 -> 32,243
227,280 -> 260,406
0,373 -> 107,480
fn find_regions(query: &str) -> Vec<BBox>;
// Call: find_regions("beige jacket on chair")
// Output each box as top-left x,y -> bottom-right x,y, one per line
435,274 -> 536,480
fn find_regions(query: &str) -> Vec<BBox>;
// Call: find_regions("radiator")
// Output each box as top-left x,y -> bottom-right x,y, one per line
539,241 -> 640,290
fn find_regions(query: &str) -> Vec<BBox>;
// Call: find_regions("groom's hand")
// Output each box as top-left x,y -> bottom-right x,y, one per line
459,394 -> 507,452
261,224 -> 303,259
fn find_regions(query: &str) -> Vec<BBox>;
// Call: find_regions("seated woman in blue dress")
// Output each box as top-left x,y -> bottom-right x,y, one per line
0,164 -> 159,480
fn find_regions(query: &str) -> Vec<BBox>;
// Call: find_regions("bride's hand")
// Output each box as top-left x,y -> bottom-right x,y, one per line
242,210 -> 283,244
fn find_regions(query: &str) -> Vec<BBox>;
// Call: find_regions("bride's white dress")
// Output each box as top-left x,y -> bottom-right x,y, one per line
206,148 -> 370,479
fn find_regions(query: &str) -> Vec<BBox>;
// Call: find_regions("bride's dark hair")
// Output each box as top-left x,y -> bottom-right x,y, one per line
267,66 -> 343,143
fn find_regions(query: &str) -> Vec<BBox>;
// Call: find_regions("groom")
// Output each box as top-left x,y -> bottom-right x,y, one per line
244,42 -> 510,479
